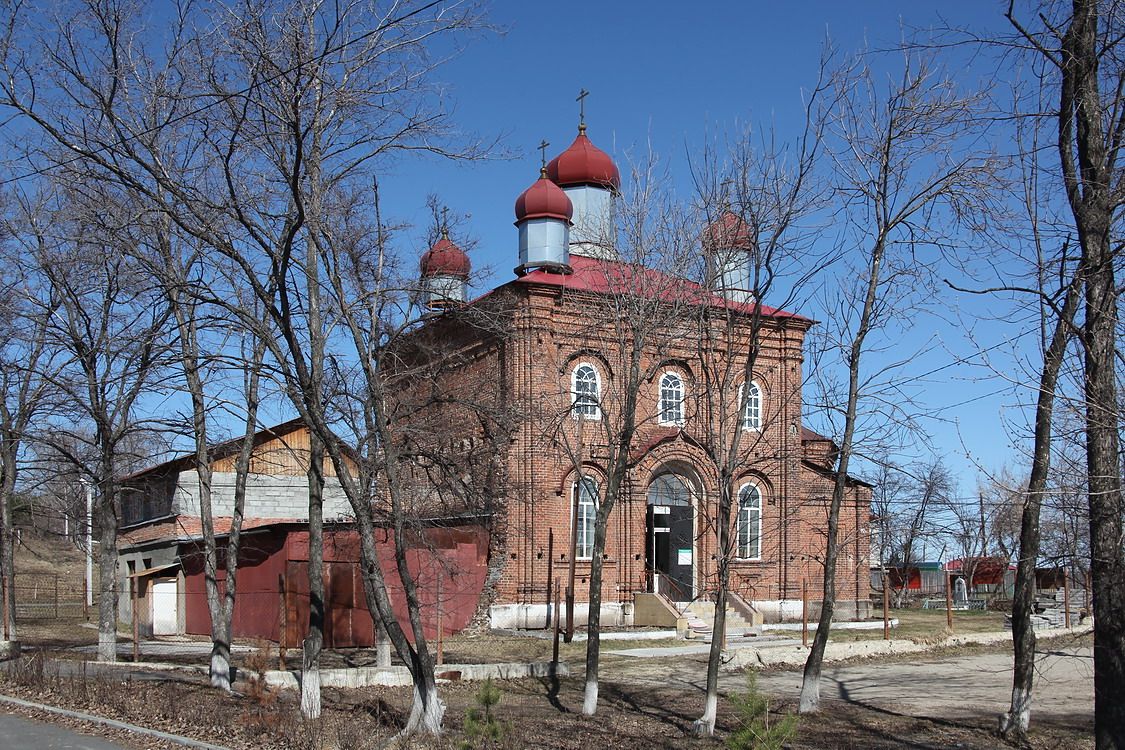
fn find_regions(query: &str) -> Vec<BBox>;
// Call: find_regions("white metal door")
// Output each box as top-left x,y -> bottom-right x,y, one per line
151,578 -> 178,635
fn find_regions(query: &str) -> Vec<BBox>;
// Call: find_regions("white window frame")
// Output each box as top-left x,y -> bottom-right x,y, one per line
572,363 -> 601,420
741,381 -> 762,431
658,371 -> 685,426
737,483 -> 762,560
573,475 -> 598,560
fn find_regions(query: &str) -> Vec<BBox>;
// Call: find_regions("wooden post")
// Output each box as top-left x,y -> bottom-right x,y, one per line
1063,568 -> 1072,629
566,484 -> 580,644
544,529 -> 554,630
131,576 -> 139,663
552,580 -> 561,670
801,578 -> 808,647
277,573 -> 287,671
945,570 -> 953,631
436,575 -> 444,666
882,577 -> 890,640
83,575 -> 88,620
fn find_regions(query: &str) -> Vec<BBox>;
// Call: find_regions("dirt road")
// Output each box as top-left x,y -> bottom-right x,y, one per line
603,641 -> 1094,728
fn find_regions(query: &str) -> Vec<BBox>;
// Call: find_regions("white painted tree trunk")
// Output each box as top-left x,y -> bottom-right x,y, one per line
376,625 -> 391,668
582,678 -> 598,716
692,693 -> 718,736
210,649 -> 231,692
799,674 -> 820,713
403,681 -> 444,734
300,662 -> 321,720
1000,686 -> 1031,736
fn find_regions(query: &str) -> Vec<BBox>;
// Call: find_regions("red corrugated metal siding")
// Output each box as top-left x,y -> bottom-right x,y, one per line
183,525 -> 488,647
273,525 -> 489,648
181,528 -> 294,640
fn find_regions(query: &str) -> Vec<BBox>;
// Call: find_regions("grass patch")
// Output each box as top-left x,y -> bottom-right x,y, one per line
828,608 -> 1006,643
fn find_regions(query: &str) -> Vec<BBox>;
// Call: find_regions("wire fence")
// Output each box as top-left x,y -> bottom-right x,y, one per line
10,577 -> 89,621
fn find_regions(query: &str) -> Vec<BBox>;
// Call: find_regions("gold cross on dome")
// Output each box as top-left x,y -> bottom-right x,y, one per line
441,206 -> 450,238
576,88 -> 589,129
538,139 -> 550,169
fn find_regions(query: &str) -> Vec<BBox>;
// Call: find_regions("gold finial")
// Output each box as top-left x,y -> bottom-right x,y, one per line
576,88 -> 589,133
441,206 -> 450,239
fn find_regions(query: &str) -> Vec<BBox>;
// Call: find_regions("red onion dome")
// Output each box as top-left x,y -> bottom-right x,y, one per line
704,210 -> 753,249
514,169 -> 574,223
546,127 -> 621,190
420,234 -> 470,278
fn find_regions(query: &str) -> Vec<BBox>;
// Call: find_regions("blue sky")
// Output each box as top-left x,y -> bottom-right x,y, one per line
369,1 -> 1033,493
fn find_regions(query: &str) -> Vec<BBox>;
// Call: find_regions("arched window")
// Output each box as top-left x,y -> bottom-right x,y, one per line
737,483 -> 762,559
572,363 -> 601,419
647,473 -> 692,507
573,475 -> 598,560
742,381 -> 762,431
659,372 -> 685,426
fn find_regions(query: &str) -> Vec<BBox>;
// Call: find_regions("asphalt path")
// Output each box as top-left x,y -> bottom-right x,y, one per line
0,713 -> 130,750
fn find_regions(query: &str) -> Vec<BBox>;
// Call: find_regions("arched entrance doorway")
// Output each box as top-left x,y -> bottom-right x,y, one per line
646,473 -> 694,601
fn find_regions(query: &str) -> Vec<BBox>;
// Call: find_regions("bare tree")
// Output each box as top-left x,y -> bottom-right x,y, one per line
687,60 -> 831,734
889,458 -> 953,606
19,189 -> 172,662
0,199 -> 61,642
1003,4 -> 1125,744
0,0 -> 490,729
799,50 -> 993,713
542,155 -> 697,717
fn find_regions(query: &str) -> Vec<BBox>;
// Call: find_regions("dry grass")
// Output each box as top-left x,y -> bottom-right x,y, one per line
828,608 -> 1007,643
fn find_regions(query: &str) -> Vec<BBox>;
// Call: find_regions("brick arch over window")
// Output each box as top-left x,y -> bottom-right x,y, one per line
559,349 -> 614,381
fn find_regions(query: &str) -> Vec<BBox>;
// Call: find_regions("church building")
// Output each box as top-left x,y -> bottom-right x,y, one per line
416,118 -> 873,630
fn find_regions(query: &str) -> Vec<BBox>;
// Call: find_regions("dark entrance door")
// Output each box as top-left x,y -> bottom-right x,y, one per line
646,474 -> 694,601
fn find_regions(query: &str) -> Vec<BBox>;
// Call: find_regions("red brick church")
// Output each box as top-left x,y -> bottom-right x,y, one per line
118,117 -> 873,641
417,120 -> 873,629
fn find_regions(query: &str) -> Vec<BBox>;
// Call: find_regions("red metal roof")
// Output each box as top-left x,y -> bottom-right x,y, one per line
120,516 -> 304,547
420,235 -> 471,278
547,128 -> 621,190
514,171 -> 574,223
800,426 -> 832,442
512,254 -> 808,321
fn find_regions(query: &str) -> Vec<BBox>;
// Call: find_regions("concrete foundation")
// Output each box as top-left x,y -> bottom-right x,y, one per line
264,660 -> 567,690
489,602 -> 633,630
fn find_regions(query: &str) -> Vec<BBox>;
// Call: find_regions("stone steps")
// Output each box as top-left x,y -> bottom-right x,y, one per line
680,600 -> 758,640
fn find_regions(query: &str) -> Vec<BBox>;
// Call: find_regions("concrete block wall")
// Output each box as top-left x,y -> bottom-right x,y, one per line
172,471 -> 352,520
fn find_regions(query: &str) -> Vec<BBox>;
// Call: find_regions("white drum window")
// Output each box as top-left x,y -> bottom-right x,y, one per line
572,363 -> 601,419
574,475 -> 599,560
659,372 -> 685,426
737,483 -> 762,560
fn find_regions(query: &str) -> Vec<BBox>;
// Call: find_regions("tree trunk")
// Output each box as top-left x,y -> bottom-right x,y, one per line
404,652 -> 445,734
1052,5 -> 1125,745
301,431 -> 325,720
95,478 -> 118,662
582,502 -> 611,716
0,447 -> 16,641
694,484 -> 732,736
999,274 -> 1079,739
800,235 -> 884,713
376,622 -> 391,668
1083,230 -> 1125,750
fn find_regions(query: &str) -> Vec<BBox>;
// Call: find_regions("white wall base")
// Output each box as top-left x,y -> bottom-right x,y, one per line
489,602 -> 634,630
